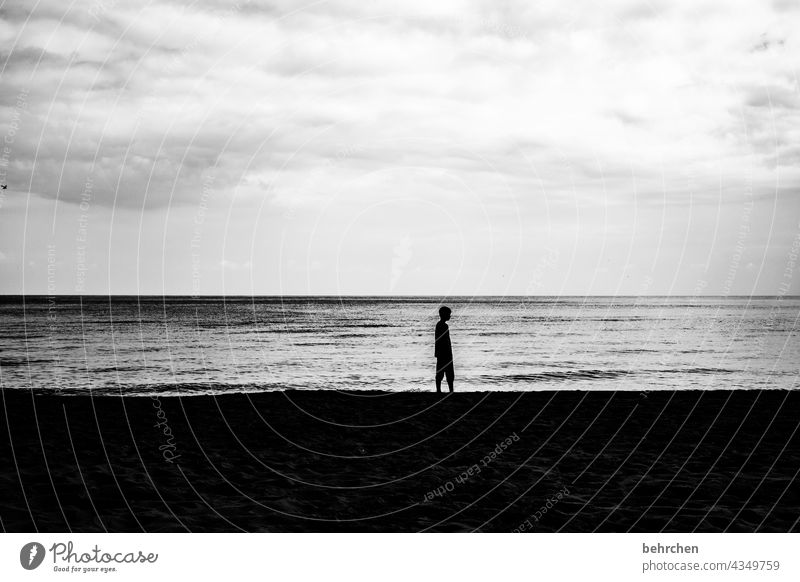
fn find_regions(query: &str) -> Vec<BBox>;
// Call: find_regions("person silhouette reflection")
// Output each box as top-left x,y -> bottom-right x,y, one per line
435,306 -> 454,393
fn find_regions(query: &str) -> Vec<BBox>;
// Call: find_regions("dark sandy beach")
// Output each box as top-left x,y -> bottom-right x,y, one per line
1,389 -> 798,532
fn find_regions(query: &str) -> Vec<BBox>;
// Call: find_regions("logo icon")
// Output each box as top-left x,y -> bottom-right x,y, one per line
20,542 -> 45,570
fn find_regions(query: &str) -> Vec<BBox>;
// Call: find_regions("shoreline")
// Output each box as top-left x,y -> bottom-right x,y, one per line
12,386 -> 800,401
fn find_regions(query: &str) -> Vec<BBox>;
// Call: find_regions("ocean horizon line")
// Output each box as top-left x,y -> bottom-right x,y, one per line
2,293 -> 799,299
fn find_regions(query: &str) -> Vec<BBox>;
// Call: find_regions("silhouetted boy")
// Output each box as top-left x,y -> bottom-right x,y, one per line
435,306 -> 454,393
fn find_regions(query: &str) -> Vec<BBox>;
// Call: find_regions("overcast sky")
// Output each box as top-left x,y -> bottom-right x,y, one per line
1,0 -> 799,295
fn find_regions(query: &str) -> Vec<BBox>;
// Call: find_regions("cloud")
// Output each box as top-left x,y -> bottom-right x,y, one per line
745,85 -> 799,109
2,0 -> 799,294
0,0 -> 795,209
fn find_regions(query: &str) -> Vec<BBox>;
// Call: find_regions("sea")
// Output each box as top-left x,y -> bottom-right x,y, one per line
1,296 -> 798,395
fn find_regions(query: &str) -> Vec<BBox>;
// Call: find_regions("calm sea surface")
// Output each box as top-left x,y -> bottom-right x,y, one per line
1,296 -> 798,395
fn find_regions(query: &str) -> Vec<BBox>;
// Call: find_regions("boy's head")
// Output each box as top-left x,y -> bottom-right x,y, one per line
438,306 -> 451,321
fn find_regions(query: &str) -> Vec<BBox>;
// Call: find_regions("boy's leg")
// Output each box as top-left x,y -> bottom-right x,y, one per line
446,365 -> 454,393
435,362 -> 444,393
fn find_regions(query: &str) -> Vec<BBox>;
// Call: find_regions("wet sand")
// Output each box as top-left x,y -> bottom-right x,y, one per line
1,389 -> 798,532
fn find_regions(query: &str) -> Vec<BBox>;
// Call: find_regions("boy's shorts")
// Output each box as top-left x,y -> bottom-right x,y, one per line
436,359 -> 455,383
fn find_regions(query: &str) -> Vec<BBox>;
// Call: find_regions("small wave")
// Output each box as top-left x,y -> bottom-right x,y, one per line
47,381 -> 294,397
664,367 -> 735,375
480,369 -> 632,382
479,366 -> 737,384
0,358 -> 55,367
